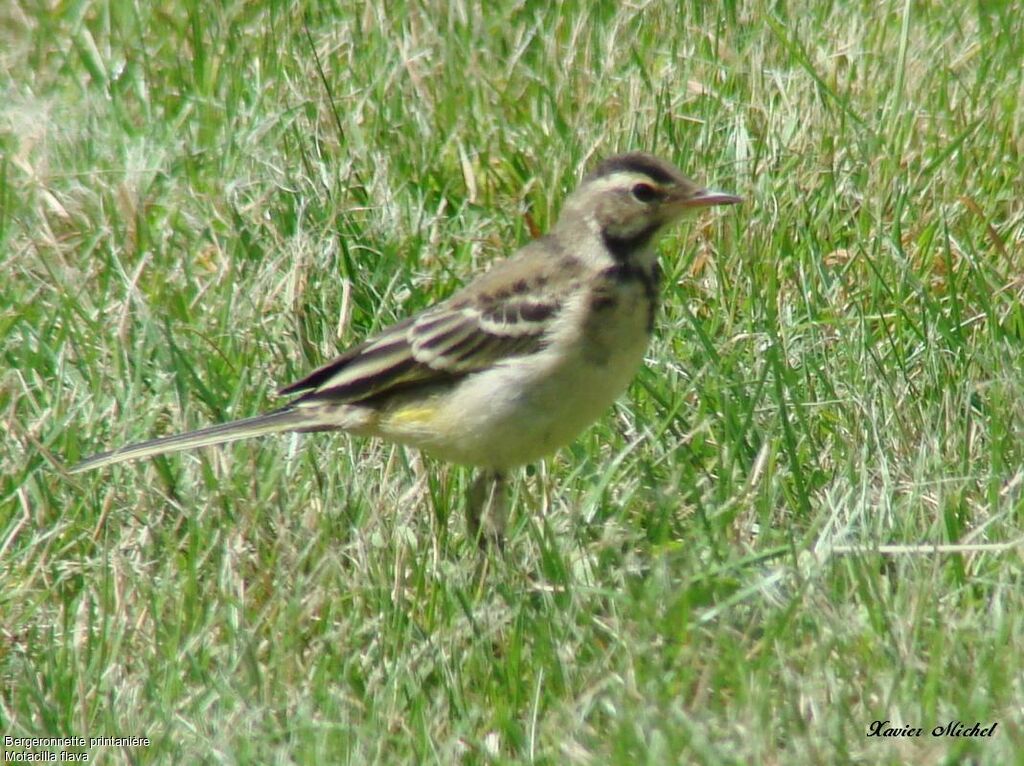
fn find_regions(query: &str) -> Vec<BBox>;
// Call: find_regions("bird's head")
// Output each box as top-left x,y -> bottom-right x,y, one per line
558,151 -> 741,263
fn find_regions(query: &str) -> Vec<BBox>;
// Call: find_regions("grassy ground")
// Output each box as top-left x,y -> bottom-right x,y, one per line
3,0 -> 1023,763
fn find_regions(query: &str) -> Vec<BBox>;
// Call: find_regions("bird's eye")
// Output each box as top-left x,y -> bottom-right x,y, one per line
631,183 -> 660,203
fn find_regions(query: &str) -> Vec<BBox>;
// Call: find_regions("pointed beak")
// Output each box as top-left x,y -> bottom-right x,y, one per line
681,187 -> 743,208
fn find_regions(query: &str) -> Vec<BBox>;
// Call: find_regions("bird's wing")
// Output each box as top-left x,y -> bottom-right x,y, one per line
279,238 -> 581,405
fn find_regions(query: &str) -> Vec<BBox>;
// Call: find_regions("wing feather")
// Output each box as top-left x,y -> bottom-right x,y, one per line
279,240 -> 583,406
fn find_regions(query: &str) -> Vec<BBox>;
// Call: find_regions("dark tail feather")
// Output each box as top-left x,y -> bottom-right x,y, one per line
69,407 -> 314,473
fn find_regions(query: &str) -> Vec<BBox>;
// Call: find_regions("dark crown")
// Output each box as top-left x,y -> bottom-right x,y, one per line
585,152 -> 683,186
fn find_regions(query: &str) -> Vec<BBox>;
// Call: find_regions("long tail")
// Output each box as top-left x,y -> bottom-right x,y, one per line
69,406 -> 319,474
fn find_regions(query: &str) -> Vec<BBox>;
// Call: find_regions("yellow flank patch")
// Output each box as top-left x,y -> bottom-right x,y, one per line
385,404 -> 439,426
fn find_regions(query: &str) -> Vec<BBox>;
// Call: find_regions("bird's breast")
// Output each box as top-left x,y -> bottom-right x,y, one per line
373,276 -> 657,470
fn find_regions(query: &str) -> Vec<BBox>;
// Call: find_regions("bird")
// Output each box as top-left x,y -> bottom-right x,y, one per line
69,151 -> 741,547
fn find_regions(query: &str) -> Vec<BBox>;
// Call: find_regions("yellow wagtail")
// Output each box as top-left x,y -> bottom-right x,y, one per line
70,152 -> 741,545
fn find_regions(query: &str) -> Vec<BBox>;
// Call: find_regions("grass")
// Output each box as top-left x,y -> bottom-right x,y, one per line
2,0 -> 1023,763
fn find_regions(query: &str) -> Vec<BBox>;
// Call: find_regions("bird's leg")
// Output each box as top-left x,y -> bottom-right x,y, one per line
466,470 -> 508,549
